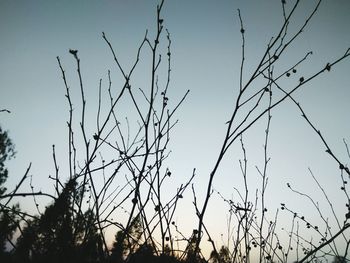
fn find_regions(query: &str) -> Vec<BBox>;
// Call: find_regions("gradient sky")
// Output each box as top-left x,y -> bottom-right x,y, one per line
1,0 -> 350,258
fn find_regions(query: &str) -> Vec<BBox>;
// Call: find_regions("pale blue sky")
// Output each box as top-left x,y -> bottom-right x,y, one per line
1,0 -> 350,258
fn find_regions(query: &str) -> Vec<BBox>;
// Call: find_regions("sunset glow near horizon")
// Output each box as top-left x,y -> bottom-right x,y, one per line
1,0 -> 350,259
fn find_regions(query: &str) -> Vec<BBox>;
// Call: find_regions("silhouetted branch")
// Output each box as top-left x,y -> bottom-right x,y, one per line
3,164 -> 32,207
298,223 -> 350,263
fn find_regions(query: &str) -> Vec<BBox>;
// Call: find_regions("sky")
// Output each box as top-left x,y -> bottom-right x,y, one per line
1,0 -> 350,259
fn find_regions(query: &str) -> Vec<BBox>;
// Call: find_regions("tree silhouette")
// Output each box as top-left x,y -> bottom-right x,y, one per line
15,179 -> 103,263
0,126 -> 15,197
209,246 -> 231,263
110,216 -> 143,262
0,126 -> 19,261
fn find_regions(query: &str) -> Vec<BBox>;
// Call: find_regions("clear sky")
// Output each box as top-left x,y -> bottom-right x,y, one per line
1,0 -> 350,259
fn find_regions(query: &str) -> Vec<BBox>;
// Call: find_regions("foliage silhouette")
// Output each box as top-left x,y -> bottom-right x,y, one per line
209,246 -> 231,263
0,126 -> 15,197
15,179 -> 104,263
0,126 -> 19,262
110,216 -> 143,262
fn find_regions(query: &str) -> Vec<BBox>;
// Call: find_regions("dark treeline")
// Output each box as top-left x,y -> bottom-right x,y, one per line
0,131 -> 347,263
0,150 -> 203,263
